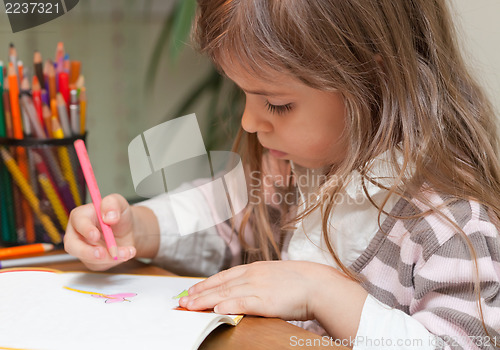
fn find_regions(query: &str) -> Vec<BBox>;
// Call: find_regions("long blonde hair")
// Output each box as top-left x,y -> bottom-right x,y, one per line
194,0 -> 500,336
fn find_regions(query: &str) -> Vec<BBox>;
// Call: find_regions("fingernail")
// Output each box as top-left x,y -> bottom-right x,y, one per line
94,249 -> 101,259
118,249 -> 126,259
129,247 -> 136,258
104,211 -> 117,221
214,305 -> 220,313
91,230 -> 99,241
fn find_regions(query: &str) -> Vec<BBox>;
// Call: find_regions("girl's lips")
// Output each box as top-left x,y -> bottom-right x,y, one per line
268,148 -> 288,158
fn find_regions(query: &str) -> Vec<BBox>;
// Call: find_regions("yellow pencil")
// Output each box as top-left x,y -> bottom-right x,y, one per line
52,118 -> 82,207
0,147 -> 61,244
38,173 -> 69,229
79,86 -> 86,135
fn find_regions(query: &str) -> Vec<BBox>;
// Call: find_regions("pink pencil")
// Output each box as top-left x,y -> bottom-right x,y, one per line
73,140 -> 118,260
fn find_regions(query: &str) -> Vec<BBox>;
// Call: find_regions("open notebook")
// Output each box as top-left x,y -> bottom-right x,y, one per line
0,268 -> 242,350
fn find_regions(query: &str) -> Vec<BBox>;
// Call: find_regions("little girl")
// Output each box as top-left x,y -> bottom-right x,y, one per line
64,0 -> 500,348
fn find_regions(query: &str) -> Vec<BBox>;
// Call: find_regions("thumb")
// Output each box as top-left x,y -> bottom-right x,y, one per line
100,194 -> 132,236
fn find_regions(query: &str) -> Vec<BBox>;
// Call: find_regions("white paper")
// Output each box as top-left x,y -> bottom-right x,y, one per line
0,270 -> 240,350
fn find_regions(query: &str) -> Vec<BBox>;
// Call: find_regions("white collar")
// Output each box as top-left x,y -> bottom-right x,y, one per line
343,150 -> 404,200
290,149 -> 406,201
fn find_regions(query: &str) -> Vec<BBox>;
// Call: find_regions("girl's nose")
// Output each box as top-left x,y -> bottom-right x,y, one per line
241,107 -> 273,134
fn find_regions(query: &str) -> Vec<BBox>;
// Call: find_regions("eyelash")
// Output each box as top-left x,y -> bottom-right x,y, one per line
265,101 -> 293,115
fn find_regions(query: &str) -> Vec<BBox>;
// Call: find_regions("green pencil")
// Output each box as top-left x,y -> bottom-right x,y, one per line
0,60 -> 17,243
0,61 -> 5,137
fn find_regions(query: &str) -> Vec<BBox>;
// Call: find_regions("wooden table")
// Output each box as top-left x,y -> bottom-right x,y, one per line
46,255 -> 345,349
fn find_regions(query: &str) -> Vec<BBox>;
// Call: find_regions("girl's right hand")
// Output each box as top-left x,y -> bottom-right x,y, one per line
64,193 -> 137,271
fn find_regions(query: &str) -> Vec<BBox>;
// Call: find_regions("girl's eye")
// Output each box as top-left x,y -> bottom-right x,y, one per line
265,101 -> 293,115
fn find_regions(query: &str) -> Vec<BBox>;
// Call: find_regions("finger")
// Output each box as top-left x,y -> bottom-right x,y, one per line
181,282 -> 253,311
65,225 -> 136,265
67,204 -> 101,244
116,246 -> 136,260
64,223 -> 107,261
188,265 -> 248,295
214,296 -> 264,316
100,194 -> 129,225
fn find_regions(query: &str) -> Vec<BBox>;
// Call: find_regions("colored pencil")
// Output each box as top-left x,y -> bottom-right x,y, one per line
8,43 -> 19,86
56,93 -> 71,136
47,62 -> 56,101
0,61 -> 5,137
31,76 -> 44,131
1,79 -> 19,243
0,253 -> 78,268
58,71 -> 70,108
70,104 -> 79,135
7,63 -> 35,243
42,104 -> 52,138
32,150 -> 70,225
79,86 -> 86,134
0,147 -> 61,244
20,79 -> 46,139
38,173 -> 69,229
0,243 -> 54,259
0,60 -> 9,242
7,63 -> 22,139
17,61 -> 23,83
55,42 -> 65,63
33,51 -> 45,87
74,140 -> 118,260
1,42 -> 87,246
52,118 -> 81,207
70,61 -> 81,85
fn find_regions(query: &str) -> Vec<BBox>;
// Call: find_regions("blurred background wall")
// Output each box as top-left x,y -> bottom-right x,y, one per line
0,0 -> 499,202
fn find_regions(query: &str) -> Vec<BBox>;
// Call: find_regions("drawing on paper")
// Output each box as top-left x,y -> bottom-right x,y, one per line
63,286 -> 137,303
172,289 -> 189,300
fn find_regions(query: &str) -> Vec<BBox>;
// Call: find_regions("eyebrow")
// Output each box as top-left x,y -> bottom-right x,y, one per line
224,73 -> 293,97
238,86 -> 291,97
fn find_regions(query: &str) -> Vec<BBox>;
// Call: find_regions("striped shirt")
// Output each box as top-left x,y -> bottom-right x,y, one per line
350,191 -> 500,349
141,153 -> 500,349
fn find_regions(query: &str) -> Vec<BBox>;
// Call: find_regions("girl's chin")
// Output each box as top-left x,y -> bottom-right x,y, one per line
268,149 -> 288,158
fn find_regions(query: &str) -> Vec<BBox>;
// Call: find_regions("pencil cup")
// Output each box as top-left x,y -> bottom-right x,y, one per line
0,135 -> 87,246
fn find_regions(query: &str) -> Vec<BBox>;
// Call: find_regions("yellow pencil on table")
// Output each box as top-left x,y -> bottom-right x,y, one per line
0,147 -> 61,244
52,117 -> 82,206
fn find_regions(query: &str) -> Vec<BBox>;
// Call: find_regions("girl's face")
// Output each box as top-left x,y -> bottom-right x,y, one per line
223,63 -> 348,169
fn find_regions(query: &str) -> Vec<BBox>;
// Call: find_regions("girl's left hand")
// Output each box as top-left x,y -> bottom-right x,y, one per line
179,260 -> 351,321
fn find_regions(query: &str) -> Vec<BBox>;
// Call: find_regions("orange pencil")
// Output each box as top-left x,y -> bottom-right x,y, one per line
50,98 -> 58,121
7,63 -> 36,243
47,62 -> 56,101
70,61 -> 81,85
7,63 -> 22,139
0,243 -> 54,260
79,86 -> 86,134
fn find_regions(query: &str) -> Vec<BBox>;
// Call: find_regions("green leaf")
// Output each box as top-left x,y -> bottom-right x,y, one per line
169,0 -> 197,63
145,11 -> 175,90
